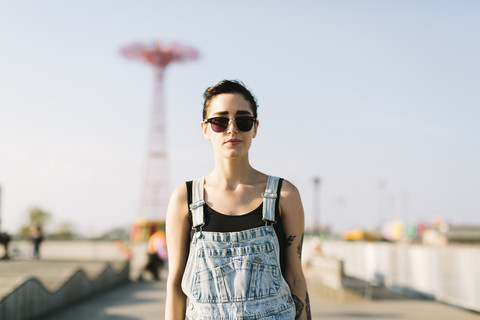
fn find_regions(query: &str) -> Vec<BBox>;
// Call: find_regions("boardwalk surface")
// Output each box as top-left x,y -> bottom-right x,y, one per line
2,259 -> 478,320
44,278 -> 480,320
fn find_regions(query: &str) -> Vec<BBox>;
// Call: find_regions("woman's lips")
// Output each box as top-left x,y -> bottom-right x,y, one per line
225,139 -> 242,146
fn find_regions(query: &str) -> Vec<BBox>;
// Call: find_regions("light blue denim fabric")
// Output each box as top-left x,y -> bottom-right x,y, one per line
181,176 -> 295,319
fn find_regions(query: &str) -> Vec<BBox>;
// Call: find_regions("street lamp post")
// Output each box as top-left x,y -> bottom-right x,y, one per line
313,177 -> 321,230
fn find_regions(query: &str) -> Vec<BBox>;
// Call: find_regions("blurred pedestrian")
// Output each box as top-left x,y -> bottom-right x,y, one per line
138,231 -> 167,281
0,232 -> 11,260
30,223 -> 43,259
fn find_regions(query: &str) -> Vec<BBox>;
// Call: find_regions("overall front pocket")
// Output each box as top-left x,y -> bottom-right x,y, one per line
192,258 -> 281,303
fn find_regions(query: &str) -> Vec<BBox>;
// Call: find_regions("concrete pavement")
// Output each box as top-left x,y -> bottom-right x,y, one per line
2,259 -> 478,319
44,281 -> 165,320
44,277 -> 480,320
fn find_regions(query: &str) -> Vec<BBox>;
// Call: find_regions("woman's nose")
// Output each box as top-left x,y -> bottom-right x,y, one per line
226,119 -> 238,133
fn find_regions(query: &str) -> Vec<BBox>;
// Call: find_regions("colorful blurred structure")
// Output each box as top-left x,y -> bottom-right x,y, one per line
120,41 -> 198,241
342,229 -> 382,241
340,218 -> 480,246
422,224 -> 480,246
130,220 -> 165,242
381,220 -> 405,241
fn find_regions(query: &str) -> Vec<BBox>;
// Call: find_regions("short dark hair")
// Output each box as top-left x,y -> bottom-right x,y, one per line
202,80 -> 258,120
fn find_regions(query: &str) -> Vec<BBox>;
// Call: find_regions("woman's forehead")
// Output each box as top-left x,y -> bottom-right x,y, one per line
210,109 -> 253,117
208,93 -> 253,116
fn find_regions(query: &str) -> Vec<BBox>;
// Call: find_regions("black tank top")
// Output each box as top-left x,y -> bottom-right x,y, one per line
186,179 -> 287,273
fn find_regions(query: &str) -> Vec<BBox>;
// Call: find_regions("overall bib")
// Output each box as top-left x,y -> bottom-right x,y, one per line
181,176 -> 295,319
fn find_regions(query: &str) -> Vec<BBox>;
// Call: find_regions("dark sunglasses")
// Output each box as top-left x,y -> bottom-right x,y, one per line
204,116 -> 256,132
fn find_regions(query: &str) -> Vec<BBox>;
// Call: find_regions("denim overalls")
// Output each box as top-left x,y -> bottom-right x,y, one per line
181,176 -> 295,319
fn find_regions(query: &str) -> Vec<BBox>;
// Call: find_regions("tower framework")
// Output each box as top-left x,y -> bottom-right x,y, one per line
120,41 -> 198,223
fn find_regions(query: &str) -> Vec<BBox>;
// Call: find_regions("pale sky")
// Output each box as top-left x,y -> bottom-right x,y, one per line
0,1 -> 479,236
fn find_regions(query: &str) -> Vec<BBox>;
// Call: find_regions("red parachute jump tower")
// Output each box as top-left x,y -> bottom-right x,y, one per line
120,41 -> 198,240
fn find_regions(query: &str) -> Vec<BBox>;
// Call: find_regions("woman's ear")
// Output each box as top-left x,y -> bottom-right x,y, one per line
253,120 -> 259,138
201,121 -> 211,140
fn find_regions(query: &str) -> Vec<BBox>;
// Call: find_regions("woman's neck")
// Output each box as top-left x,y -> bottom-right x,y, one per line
208,155 -> 259,189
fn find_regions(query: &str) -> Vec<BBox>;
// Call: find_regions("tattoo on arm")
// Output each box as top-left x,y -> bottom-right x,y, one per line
285,235 -> 296,248
292,294 -> 304,319
306,292 -> 311,320
292,292 -> 311,320
297,233 -> 304,259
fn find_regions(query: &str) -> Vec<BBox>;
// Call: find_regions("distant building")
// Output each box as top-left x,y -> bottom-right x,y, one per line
422,224 -> 480,246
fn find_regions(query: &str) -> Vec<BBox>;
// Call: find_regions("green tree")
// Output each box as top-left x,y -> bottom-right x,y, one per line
49,222 -> 75,240
18,207 -> 51,238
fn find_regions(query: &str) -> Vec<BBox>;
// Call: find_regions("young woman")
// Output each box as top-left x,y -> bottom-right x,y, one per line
165,80 -> 311,319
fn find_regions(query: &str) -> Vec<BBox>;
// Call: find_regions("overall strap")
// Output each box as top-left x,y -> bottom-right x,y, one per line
189,177 -> 205,231
262,176 -> 280,224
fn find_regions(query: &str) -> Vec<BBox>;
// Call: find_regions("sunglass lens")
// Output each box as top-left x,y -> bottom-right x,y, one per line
236,117 -> 254,131
210,117 -> 229,132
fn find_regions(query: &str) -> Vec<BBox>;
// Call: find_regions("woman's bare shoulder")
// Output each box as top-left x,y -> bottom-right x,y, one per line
171,182 -> 188,201
279,178 -> 303,217
167,183 -> 189,218
280,179 -> 301,198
